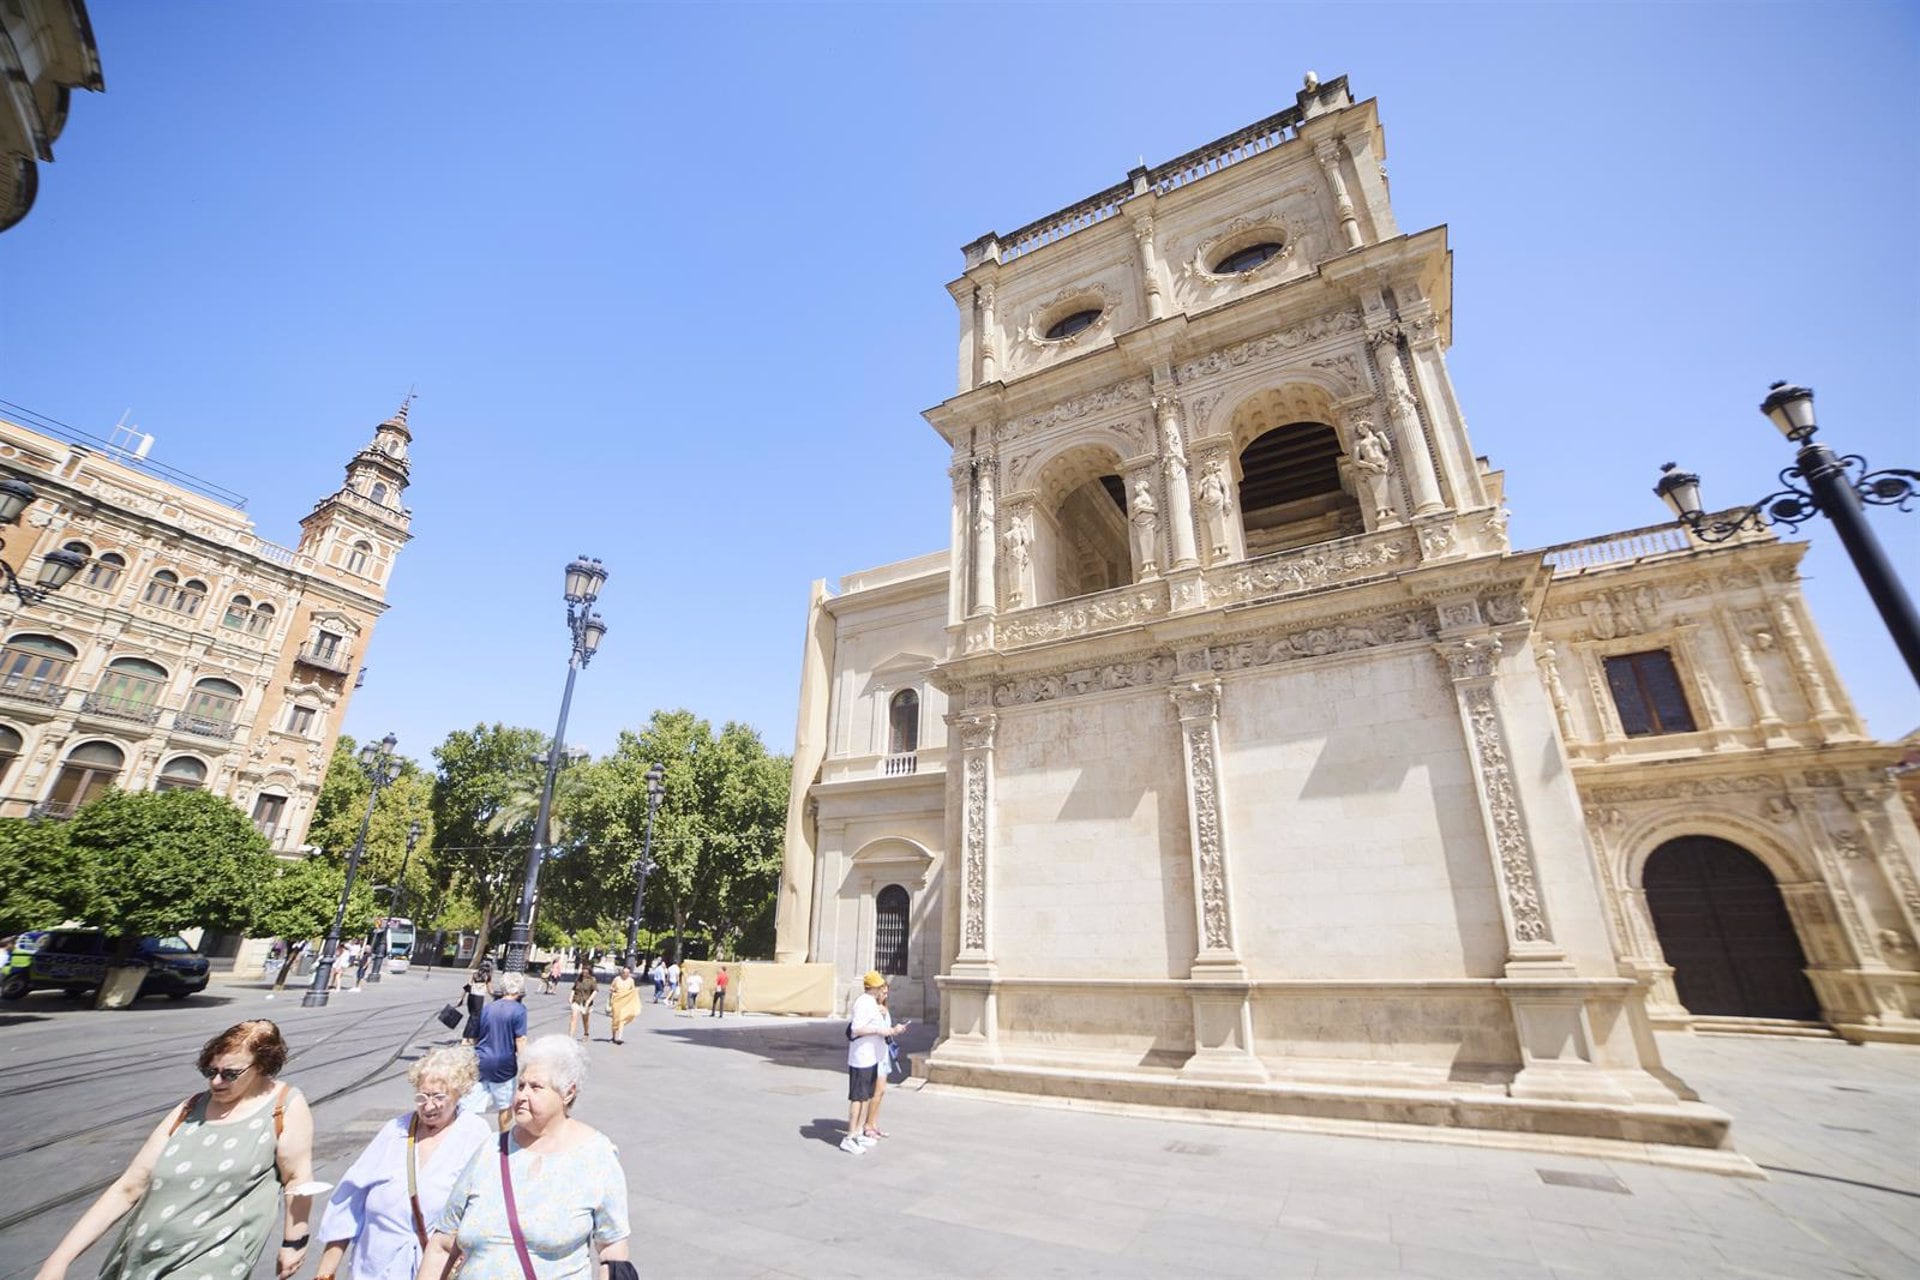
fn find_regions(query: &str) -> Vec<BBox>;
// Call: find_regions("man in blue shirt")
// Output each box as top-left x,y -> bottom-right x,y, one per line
468,970 -> 528,1128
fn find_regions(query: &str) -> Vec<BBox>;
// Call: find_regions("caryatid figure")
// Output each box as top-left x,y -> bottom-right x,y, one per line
1350,421 -> 1397,524
1003,511 -> 1034,607
1157,404 -> 1199,569
1129,477 -> 1160,578
1196,459 -> 1233,563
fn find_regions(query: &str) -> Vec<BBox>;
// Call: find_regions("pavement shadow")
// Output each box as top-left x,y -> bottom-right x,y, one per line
0,1013 -> 50,1028
649,1015 -> 940,1076
799,1117 -> 850,1147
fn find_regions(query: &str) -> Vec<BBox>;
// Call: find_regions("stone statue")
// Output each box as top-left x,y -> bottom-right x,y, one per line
1003,512 -> 1033,607
1350,422 -> 1395,522
1197,459 -> 1232,562
1129,478 -> 1160,578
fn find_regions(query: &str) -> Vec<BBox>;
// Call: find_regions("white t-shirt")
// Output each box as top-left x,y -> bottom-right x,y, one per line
686,972 -> 703,998
847,992 -> 889,1069
666,963 -> 680,985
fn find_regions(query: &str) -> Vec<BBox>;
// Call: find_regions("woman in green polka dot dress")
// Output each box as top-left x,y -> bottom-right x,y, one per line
33,1020 -> 318,1280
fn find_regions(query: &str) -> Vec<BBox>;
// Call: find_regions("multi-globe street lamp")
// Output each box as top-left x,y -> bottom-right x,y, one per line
1653,381 -> 1920,685
623,762 -> 667,967
366,818 -> 422,985
302,732 -> 401,1008
505,556 -> 607,973
0,477 -> 86,606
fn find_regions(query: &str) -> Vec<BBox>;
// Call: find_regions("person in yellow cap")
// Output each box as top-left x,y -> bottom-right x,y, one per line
841,971 -> 904,1154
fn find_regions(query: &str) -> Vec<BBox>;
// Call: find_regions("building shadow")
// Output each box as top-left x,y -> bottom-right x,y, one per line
650,1015 -> 939,1076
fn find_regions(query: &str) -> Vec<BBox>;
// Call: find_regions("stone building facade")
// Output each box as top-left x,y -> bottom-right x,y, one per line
776,76 -> 1920,1161
0,402 -> 413,867
1,0 -> 103,232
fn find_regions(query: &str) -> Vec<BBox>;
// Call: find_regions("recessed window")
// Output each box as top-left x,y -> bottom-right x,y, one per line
1045,309 -> 1102,341
249,601 -> 276,636
1212,240 -> 1286,274
223,595 -> 254,630
888,689 -> 920,756
0,724 -> 21,786
1604,650 -> 1697,737
287,704 -> 317,736
252,792 -> 287,840
1,634 -> 77,699
142,569 -> 179,607
184,678 -> 241,732
93,657 -> 168,717
346,541 -> 372,575
85,552 -> 124,591
874,884 -> 910,976
46,740 -> 124,817
368,482 -> 388,505
177,579 -> 207,616
155,755 -> 208,792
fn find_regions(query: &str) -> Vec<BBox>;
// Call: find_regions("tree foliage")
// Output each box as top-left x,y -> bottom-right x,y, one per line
65,790 -> 276,943
307,735 -> 437,921
429,724 -> 546,947
251,854 -> 378,946
0,817 -> 88,935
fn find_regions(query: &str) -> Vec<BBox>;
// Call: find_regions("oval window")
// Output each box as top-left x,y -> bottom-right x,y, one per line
1044,309 -> 1102,341
1212,241 -> 1286,275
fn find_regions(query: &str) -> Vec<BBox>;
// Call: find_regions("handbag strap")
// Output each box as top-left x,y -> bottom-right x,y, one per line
405,1114 -> 428,1247
498,1132 -> 537,1280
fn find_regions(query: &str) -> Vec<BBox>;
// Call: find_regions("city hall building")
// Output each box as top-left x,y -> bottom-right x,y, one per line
775,76 -> 1920,1162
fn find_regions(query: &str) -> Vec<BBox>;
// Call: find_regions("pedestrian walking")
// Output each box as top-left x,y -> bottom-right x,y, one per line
569,969 -> 598,1041
312,1046 -> 492,1280
710,965 -> 729,1018
866,979 -> 906,1141
417,1036 -> 631,1280
463,972 -> 528,1129
840,972 -> 905,1155
460,962 -> 492,1045
682,967 -> 702,1015
543,956 -> 562,995
664,959 -> 680,1007
608,966 -> 640,1045
648,957 -> 666,1003
32,1020 -> 319,1280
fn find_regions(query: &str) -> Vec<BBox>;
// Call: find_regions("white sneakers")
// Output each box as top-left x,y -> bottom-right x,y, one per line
838,1135 -> 866,1155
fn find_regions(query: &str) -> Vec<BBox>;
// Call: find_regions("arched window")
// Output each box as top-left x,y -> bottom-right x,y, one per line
85,551 -> 125,591
346,541 -> 372,575
91,657 -> 168,720
182,677 -> 242,737
888,689 -> 920,755
1237,420 -> 1358,555
176,579 -> 207,616
62,540 -> 92,560
874,885 -> 910,976
1,634 -> 78,702
223,595 -> 254,630
154,755 -> 208,792
0,724 -> 22,786
368,482 -> 388,505
252,791 -> 288,840
46,740 -> 124,817
142,569 -> 179,607
248,601 -> 276,636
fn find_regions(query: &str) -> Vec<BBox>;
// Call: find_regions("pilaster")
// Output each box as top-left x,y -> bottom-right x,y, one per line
1366,323 -> 1444,517
940,709 -> 1000,1062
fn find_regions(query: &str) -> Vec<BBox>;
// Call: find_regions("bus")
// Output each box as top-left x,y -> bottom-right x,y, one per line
379,917 -> 416,973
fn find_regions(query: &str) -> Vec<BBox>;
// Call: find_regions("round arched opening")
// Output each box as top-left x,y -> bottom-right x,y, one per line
1643,835 -> 1819,1020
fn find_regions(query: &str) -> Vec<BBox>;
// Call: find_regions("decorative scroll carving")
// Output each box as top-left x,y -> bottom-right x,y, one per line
1175,310 -> 1364,380
1462,684 -> 1550,944
997,586 -> 1167,648
1482,592 -> 1527,624
1208,609 -> 1433,672
1584,586 -> 1660,641
1181,212 -> 1300,288
1418,523 -> 1455,558
1439,635 -> 1503,682
993,651 -> 1177,707
1309,352 -> 1366,396
1171,680 -> 1229,952
998,376 -> 1152,445
1804,769 -> 1844,788
1587,775 -> 1783,803
963,754 -> 987,951
1014,282 -> 1120,363
1202,530 -> 1412,606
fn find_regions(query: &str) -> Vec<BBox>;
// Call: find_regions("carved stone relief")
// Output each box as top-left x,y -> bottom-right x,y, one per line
1207,609 -> 1434,672
1461,683 -> 1550,944
992,651 -> 1177,707
996,587 -> 1167,648
1201,531 -> 1412,606
1175,310 -> 1364,381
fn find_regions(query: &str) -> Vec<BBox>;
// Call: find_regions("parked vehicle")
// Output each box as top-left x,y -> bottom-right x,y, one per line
0,927 -> 210,1001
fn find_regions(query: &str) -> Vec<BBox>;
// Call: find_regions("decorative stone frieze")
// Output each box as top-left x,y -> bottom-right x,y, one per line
996,583 -> 1168,648
1200,528 -> 1413,607
996,376 -> 1152,446
1207,608 -> 1434,672
1169,679 -> 1237,958
1174,310 -> 1364,381
991,651 -> 1177,707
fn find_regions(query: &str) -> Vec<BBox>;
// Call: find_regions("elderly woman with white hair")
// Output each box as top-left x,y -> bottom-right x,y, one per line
312,1046 -> 493,1280
418,1035 -> 631,1280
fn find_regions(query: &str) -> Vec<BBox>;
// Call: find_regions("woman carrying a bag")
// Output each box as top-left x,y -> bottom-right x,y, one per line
568,969 -> 597,1042
462,963 -> 494,1044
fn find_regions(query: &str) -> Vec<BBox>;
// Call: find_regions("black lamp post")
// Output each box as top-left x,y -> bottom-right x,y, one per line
0,477 -> 86,606
302,733 -> 400,1008
366,818 -> 422,985
623,762 -> 667,967
1653,382 -> 1920,686
505,556 -> 607,973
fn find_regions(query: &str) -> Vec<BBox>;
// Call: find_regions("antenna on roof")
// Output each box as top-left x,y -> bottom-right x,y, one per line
107,409 -> 154,462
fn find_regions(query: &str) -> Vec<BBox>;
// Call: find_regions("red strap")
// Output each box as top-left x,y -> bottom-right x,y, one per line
498,1133 -> 537,1280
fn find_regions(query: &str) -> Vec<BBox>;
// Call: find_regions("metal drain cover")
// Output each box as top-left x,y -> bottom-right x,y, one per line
1537,1169 -> 1631,1194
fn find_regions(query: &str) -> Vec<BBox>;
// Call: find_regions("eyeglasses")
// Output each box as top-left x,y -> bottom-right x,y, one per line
201,1064 -> 252,1083
413,1092 -> 451,1106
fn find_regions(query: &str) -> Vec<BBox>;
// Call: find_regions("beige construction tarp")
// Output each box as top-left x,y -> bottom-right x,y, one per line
673,960 -> 836,1016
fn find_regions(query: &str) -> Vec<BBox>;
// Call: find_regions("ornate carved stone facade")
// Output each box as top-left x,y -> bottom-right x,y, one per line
777,76 -> 1920,1166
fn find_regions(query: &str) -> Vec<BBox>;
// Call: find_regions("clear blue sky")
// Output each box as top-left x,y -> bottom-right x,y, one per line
4,2 -> 1916,765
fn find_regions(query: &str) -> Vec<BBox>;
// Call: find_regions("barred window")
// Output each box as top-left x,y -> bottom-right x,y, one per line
874,884 -> 909,976
888,689 -> 919,755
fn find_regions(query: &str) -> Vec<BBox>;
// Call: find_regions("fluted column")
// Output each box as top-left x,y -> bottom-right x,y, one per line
1314,139 -> 1364,251
1367,327 -> 1445,516
1132,213 -> 1168,321
1155,397 -> 1199,569
977,283 -> 999,383
970,458 -> 997,617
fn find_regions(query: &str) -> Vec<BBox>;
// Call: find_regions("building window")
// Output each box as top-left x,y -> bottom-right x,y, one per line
368,482 -> 388,505
1045,309 -> 1102,341
176,579 -> 207,616
0,634 -> 78,701
46,741 -> 124,817
874,884 -> 910,975
287,704 -> 317,736
1603,650 -> 1698,737
223,595 -> 254,630
92,657 -> 168,718
0,724 -> 21,786
142,569 -> 179,607
888,689 -> 920,755
182,677 -> 242,736
313,630 -> 342,662
85,552 -> 125,591
346,541 -> 372,575
252,792 -> 287,840
1212,240 -> 1286,274
249,601 -> 276,635
154,755 -> 208,792
62,540 -> 92,561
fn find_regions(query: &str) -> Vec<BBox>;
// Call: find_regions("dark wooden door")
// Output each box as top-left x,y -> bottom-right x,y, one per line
1643,837 -> 1820,1020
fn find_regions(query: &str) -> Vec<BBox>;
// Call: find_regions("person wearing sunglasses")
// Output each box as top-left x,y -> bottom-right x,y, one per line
33,1019 -> 317,1280
312,1045 -> 493,1280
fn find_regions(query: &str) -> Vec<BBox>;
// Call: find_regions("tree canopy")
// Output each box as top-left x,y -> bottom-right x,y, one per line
65,789 -> 276,942
308,734 -> 437,921
428,723 -> 547,948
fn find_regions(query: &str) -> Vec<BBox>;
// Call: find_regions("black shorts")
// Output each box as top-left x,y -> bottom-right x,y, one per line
847,1065 -> 878,1102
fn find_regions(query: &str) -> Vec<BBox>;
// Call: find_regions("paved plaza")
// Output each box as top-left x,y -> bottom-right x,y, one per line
1,974 -> 1915,1278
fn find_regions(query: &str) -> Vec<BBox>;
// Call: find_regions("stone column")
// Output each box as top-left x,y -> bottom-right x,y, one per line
977,282 -> 999,383
1538,641 -> 1578,747
1367,328 -> 1444,517
970,458 -> 997,617
1170,677 -> 1264,1081
1155,397 -> 1199,570
938,710 -> 1001,1061
1314,139 -> 1364,251
1132,213 -> 1168,322
1771,597 -> 1849,739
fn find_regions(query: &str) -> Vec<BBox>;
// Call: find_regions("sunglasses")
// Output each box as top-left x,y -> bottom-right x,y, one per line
201,1064 -> 252,1083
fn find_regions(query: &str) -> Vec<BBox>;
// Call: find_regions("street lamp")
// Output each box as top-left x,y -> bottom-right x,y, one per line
366,818 -> 423,985
623,762 -> 667,966
1654,381 -> 1920,685
302,732 -> 401,1007
0,476 -> 86,606
505,555 -> 607,973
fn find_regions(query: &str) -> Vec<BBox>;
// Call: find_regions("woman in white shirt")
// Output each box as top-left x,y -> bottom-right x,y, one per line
313,1046 -> 493,1280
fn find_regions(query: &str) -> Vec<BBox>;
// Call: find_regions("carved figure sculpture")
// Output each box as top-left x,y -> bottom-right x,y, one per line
1350,422 -> 1395,523
1003,512 -> 1033,607
1197,460 -> 1232,562
1129,478 -> 1160,578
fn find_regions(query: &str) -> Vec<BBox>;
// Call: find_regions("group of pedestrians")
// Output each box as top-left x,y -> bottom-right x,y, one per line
32,1017 -> 633,1280
841,970 -> 909,1155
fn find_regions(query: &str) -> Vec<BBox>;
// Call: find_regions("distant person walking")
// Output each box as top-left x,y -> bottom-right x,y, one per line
682,968 -> 702,1015
460,962 -> 493,1045
464,972 -> 528,1128
569,969 -> 598,1042
664,960 -> 681,1007
841,972 -> 904,1154
542,957 -> 562,996
608,967 -> 640,1045
710,965 -> 729,1018
648,957 -> 666,1002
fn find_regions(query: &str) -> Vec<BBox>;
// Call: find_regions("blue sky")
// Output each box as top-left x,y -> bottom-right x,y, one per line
3,2 -> 1916,763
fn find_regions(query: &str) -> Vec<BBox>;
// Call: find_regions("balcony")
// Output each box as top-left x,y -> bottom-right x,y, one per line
295,642 -> 353,675
79,693 -> 163,725
0,678 -> 70,709
883,752 -> 919,777
174,712 -> 240,741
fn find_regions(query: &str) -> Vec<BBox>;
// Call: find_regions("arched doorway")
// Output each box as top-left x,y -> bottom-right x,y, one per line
1643,836 -> 1819,1020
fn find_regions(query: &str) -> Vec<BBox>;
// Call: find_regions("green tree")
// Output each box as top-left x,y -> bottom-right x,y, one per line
0,817 -> 88,935
429,724 -> 546,952
65,790 -> 276,954
250,855 -> 377,987
307,736 -> 438,922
